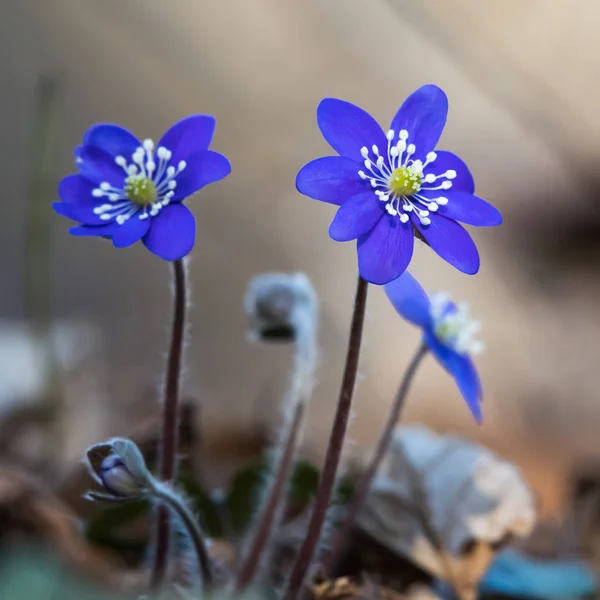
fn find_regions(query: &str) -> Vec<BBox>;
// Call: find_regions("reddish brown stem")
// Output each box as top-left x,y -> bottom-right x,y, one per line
150,259 -> 187,591
324,342 -> 428,576
235,400 -> 305,591
284,275 -> 368,600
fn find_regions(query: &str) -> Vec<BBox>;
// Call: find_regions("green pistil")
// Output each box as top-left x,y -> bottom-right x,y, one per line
125,175 -> 157,205
389,167 -> 421,196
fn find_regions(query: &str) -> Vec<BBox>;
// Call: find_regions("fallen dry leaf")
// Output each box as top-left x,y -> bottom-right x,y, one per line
356,427 -> 536,600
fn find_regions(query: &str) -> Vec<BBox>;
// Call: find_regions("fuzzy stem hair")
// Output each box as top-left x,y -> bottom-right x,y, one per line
284,275 -> 368,600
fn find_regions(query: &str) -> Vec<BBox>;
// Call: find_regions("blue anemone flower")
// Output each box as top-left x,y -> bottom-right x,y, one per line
296,85 -> 502,284
54,116 -> 231,261
385,271 -> 484,422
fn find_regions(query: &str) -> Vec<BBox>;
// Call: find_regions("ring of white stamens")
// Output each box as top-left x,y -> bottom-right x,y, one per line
91,139 -> 187,226
429,292 -> 484,355
358,129 -> 456,226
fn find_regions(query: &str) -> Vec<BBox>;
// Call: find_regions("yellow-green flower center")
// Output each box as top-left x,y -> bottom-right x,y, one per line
389,166 -> 422,197
124,175 -> 157,205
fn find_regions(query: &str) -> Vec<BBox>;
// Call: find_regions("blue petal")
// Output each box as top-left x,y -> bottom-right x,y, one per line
357,216 -> 414,285
77,145 -> 126,187
112,215 -> 151,248
425,331 -> 482,422
422,151 -> 474,194
329,191 -> 384,241
170,150 -> 230,201
390,85 -> 448,160
143,203 -> 196,261
413,214 -> 480,275
436,191 -> 502,227
69,223 -> 122,237
157,115 -> 216,164
83,124 -> 141,158
317,99 -> 388,162
53,201 -> 106,226
58,174 -> 97,204
384,272 -> 432,329
296,156 -> 368,206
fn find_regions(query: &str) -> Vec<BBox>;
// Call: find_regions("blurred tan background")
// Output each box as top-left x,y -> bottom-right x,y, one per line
2,0 -> 600,517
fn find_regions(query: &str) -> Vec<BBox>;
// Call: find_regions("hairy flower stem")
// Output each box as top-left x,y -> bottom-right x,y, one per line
150,259 -> 187,591
236,294 -> 318,592
324,341 -> 429,577
152,484 -> 214,587
285,275 -> 368,600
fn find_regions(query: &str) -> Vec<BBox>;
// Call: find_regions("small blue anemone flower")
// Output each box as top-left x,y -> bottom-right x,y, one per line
54,116 -> 231,261
385,271 -> 484,422
296,85 -> 502,284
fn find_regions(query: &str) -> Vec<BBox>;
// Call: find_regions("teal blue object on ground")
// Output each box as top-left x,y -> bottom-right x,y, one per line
481,549 -> 596,599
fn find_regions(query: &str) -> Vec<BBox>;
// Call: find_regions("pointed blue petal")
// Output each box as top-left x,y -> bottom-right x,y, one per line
426,332 -> 482,422
385,272 -> 432,328
296,156 -> 367,206
329,191 -> 384,241
317,98 -> 388,162
357,216 -> 414,285
142,203 -> 196,261
390,85 -> 448,160
413,214 -> 480,275
157,115 -> 216,164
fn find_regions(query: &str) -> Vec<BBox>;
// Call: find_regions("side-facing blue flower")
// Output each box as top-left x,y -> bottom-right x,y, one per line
296,85 -> 502,284
54,116 -> 231,260
385,271 -> 484,422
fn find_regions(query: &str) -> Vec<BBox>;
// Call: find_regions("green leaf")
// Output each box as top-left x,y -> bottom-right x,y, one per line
226,460 -> 266,535
288,460 -> 319,505
177,473 -> 224,537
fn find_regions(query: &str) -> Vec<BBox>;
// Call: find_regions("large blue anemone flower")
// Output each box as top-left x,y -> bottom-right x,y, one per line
385,271 -> 484,422
296,85 -> 502,284
54,116 -> 231,261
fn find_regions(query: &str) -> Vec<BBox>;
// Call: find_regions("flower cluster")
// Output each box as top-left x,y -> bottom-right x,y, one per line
296,85 -> 502,284
385,271 -> 483,421
61,85 -> 501,595
54,116 -> 230,261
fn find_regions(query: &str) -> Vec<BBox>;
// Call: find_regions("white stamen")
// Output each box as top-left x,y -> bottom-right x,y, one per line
371,145 -> 380,156
358,170 -> 367,180
115,156 -> 127,167
178,160 -> 187,171
143,138 -> 154,151
429,292 -> 484,355
441,181 -> 452,190
386,129 -> 395,141
360,147 -> 369,159
445,170 -> 457,179
100,182 -> 111,190
156,146 -> 170,160
399,130 -> 409,140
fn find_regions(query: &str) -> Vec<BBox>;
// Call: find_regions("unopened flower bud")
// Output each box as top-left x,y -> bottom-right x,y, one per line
100,453 -> 147,497
244,272 -> 317,343
84,437 -> 153,501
